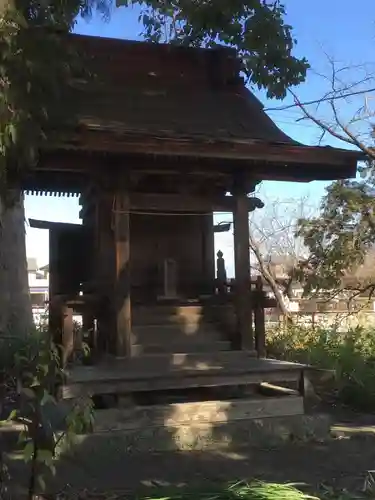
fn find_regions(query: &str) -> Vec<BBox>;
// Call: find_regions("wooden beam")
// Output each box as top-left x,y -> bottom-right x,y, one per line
233,183 -> 253,351
113,190 -> 134,357
129,193 -> 259,213
35,142 -> 359,184
50,128 -> 360,180
29,219 -> 82,231
254,276 -> 266,358
62,369 -> 302,399
202,213 -> 215,294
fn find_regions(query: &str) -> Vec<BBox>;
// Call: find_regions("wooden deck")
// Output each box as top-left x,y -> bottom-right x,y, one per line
61,352 -> 306,400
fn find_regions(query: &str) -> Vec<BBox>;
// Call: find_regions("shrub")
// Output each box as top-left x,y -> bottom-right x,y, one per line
0,328 -> 93,499
267,324 -> 375,411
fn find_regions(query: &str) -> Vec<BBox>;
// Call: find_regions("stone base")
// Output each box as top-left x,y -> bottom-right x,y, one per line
55,397 -> 333,455
61,413 -> 332,455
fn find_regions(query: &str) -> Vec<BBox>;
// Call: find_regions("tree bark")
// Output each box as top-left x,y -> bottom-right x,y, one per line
0,192 -> 33,336
0,0 -> 33,337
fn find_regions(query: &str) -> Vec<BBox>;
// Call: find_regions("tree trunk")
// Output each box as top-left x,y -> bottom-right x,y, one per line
0,191 -> 33,336
249,233 -> 293,323
0,2 -> 33,336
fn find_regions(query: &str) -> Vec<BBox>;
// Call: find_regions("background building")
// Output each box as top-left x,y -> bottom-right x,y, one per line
27,258 -> 49,323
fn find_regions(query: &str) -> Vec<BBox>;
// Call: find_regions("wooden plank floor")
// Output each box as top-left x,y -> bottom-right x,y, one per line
62,354 -> 306,399
66,353 -> 305,381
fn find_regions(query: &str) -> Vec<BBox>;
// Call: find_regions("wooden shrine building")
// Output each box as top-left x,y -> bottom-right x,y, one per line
24,34 -> 361,413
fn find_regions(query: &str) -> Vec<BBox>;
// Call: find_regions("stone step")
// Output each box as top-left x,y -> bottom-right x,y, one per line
132,340 -> 231,354
132,324 -> 224,343
143,353 -> 271,381
133,305 -> 204,315
65,407 -> 328,456
132,305 -> 214,326
132,315 -> 216,327
91,396 -> 305,435
68,351 -> 260,382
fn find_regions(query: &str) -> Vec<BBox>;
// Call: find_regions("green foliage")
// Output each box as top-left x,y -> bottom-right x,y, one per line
296,165 -> 375,297
267,323 -> 375,411
104,0 -> 308,99
1,24 -> 76,178
0,0 -> 114,197
0,331 -> 94,498
227,481 -> 318,500
145,481 -> 319,500
0,0 -> 308,198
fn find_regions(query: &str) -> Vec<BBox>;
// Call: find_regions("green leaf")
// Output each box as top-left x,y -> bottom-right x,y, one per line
0,410 -> 18,425
36,449 -> 53,466
37,474 -> 46,492
22,371 -> 34,381
41,390 -> 55,406
23,441 -> 34,463
6,409 -> 18,421
17,430 -> 27,445
21,387 -> 36,399
8,123 -> 17,144
30,378 -> 41,387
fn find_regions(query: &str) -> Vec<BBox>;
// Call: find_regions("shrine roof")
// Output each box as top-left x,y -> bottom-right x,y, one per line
42,33 -> 362,182
65,33 -> 294,145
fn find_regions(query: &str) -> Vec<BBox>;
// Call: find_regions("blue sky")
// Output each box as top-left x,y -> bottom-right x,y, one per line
25,0 -> 375,270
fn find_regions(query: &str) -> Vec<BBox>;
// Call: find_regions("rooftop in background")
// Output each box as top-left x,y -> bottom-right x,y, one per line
27,257 -> 49,275
27,257 -> 38,273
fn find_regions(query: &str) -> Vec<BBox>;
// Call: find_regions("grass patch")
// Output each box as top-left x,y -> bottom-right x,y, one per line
140,482 -> 318,500
54,482 -> 362,500
137,481 -> 359,500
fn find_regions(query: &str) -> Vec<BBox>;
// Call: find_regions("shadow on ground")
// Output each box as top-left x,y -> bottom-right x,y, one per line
5,406 -> 375,498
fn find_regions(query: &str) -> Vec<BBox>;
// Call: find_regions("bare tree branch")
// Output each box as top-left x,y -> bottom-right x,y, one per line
248,196 -> 314,320
287,57 -> 375,160
249,231 -> 293,320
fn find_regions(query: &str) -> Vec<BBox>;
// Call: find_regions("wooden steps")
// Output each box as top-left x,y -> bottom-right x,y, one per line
132,305 -> 208,325
61,305 -> 306,410
133,324 -> 223,342
132,340 -> 231,354
131,304 -> 227,353
61,354 -> 306,400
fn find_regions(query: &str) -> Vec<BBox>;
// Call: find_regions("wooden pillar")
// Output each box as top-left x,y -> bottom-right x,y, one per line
95,191 -> 115,355
254,276 -> 266,358
233,186 -> 253,351
113,190 -> 134,357
48,230 -> 61,345
202,213 -> 215,295
62,305 -> 74,366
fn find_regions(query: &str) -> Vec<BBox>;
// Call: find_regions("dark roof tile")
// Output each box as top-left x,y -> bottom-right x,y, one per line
74,87 -> 297,144
68,34 -> 296,145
